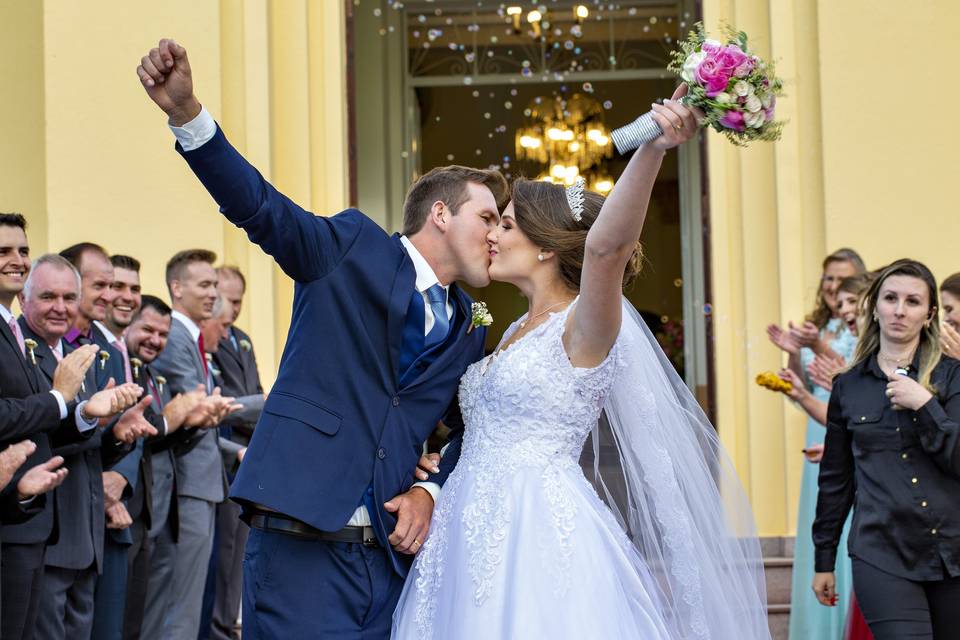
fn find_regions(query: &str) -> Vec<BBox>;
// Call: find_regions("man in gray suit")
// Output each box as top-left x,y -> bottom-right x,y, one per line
16,255 -> 155,639
148,250 -> 242,640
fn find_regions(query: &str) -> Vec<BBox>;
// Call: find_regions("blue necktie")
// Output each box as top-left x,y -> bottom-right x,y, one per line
423,284 -> 450,349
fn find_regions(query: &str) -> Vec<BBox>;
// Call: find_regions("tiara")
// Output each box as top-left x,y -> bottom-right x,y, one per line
566,177 -> 585,222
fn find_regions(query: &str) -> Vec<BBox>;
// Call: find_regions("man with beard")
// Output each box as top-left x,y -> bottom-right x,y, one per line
123,294 -> 235,640
18,254 -> 156,640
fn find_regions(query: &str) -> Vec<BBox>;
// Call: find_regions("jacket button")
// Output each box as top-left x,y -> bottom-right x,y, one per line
901,453 -> 908,460
921,500 -> 928,508
377,448 -> 386,460
392,396 -> 400,407
366,487 -> 374,496
911,477 -> 918,484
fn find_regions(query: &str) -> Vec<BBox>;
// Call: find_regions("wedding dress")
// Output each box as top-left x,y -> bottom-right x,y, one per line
392,298 -> 770,639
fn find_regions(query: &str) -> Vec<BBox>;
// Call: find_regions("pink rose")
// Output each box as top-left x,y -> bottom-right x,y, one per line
695,57 -> 732,97
701,39 -> 723,55
734,57 -> 755,78
719,110 -> 746,132
715,45 -> 749,74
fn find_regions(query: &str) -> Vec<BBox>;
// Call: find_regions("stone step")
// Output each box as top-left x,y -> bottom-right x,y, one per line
763,557 -> 793,606
767,604 -> 790,640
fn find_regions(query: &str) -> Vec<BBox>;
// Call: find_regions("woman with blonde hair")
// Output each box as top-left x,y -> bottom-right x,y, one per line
813,258 -> 960,639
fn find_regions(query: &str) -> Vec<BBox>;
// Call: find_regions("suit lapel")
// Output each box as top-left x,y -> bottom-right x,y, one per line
2,315 -> 37,389
387,235 -> 417,387
401,284 -> 474,392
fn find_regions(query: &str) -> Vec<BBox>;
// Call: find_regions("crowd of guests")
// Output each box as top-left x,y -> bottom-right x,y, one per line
0,212 -> 264,640
766,249 -> 960,639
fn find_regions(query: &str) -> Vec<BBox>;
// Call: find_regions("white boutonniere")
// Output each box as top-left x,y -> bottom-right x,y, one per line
23,338 -> 38,365
156,376 -> 166,395
468,302 -> 493,334
239,338 -> 252,352
130,357 -> 143,380
98,349 -> 111,370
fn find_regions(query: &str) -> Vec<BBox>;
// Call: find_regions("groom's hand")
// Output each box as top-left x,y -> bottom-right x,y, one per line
384,487 -> 434,555
136,39 -> 202,126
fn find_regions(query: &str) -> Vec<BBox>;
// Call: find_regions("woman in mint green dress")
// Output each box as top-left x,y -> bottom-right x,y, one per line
767,249 -> 866,639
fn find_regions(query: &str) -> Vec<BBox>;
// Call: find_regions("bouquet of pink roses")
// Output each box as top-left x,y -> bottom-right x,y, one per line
611,24 -> 784,152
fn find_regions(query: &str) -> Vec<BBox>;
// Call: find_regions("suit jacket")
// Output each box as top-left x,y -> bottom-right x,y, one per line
0,320 -> 95,546
0,315 -> 52,526
179,126 -> 486,576
213,326 -> 263,444
20,323 -> 132,571
151,317 -> 229,503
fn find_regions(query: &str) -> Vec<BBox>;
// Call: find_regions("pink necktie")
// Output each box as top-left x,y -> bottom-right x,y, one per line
51,345 -> 63,362
116,338 -> 133,384
7,317 -> 25,358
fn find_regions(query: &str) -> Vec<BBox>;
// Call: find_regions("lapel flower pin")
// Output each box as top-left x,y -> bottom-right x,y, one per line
98,350 -> 111,370
130,357 -> 143,380
156,376 -> 167,395
468,302 -> 493,334
239,338 -> 252,352
23,338 -> 38,365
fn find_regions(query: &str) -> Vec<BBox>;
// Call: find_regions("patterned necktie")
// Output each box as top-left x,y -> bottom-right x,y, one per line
7,316 -> 25,358
423,284 -> 450,349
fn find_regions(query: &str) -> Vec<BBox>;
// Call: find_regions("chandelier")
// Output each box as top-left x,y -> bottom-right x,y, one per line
514,93 -> 614,193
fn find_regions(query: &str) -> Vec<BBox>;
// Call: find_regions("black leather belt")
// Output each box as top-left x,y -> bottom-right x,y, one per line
248,513 -> 379,547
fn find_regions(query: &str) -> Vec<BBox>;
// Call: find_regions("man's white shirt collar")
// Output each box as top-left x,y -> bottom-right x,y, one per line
400,236 -> 449,301
171,310 -> 202,342
93,320 -> 121,346
0,304 -> 13,325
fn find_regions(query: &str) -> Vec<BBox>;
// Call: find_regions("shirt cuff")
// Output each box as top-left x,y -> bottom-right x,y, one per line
412,481 -> 441,503
74,401 -> 99,432
49,390 -> 68,420
169,106 -> 217,151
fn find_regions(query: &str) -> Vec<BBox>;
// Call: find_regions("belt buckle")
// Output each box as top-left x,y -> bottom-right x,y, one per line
362,526 -> 378,547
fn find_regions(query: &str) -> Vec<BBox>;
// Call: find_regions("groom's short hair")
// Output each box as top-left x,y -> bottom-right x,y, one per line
402,165 -> 508,236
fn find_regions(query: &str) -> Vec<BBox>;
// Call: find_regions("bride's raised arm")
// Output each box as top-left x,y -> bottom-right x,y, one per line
567,84 -> 701,367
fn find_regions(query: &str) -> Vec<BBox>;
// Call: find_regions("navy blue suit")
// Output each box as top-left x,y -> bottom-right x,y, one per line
177,126 -> 485,637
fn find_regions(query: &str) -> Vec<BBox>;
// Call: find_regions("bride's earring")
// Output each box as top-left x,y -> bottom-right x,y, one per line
537,253 -> 544,262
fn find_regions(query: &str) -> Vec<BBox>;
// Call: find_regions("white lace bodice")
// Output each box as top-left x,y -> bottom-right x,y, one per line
458,305 -> 621,471
411,305 -> 624,633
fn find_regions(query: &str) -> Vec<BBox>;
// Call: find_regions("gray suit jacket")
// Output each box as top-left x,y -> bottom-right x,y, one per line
151,316 -> 227,503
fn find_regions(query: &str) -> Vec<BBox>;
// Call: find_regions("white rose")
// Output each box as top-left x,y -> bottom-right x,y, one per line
745,94 -> 762,113
744,110 -> 765,129
734,80 -> 753,97
715,92 -> 733,104
681,51 -> 705,83
760,92 -> 774,109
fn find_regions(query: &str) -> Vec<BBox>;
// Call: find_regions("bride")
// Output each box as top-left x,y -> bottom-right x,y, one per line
392,85 -> 770,639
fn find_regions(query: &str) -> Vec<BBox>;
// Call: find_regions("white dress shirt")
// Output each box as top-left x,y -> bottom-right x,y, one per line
171,110 -> 447,527
0,304 -> 96,431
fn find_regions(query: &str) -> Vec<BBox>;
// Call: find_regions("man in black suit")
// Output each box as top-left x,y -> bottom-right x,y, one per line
0,218 -> 143,640
201,267 -> 264,640
18,254 -> 156,640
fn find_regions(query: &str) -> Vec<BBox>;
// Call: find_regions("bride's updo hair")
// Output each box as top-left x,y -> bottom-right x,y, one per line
510,178 -> 643,291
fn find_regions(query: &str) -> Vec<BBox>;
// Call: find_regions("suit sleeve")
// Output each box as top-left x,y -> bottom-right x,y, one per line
0,392 -> 63,442
0,483 -> 45,526
177,127 -> 364,282
433,331 -> 485,487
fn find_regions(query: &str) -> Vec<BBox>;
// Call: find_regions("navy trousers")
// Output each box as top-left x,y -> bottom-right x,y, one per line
91,536 -> 130,640
241,528 -> 405,639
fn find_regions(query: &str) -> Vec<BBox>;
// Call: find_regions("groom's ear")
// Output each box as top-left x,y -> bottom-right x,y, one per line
428,200 -> 447,231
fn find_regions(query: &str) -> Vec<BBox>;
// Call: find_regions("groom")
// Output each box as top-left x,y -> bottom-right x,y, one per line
137,39 -> 507,637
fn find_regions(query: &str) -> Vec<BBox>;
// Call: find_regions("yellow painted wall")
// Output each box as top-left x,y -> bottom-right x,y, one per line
5,0 -> 958,536
703,0 -> 960,536
1,0 -> 349,389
